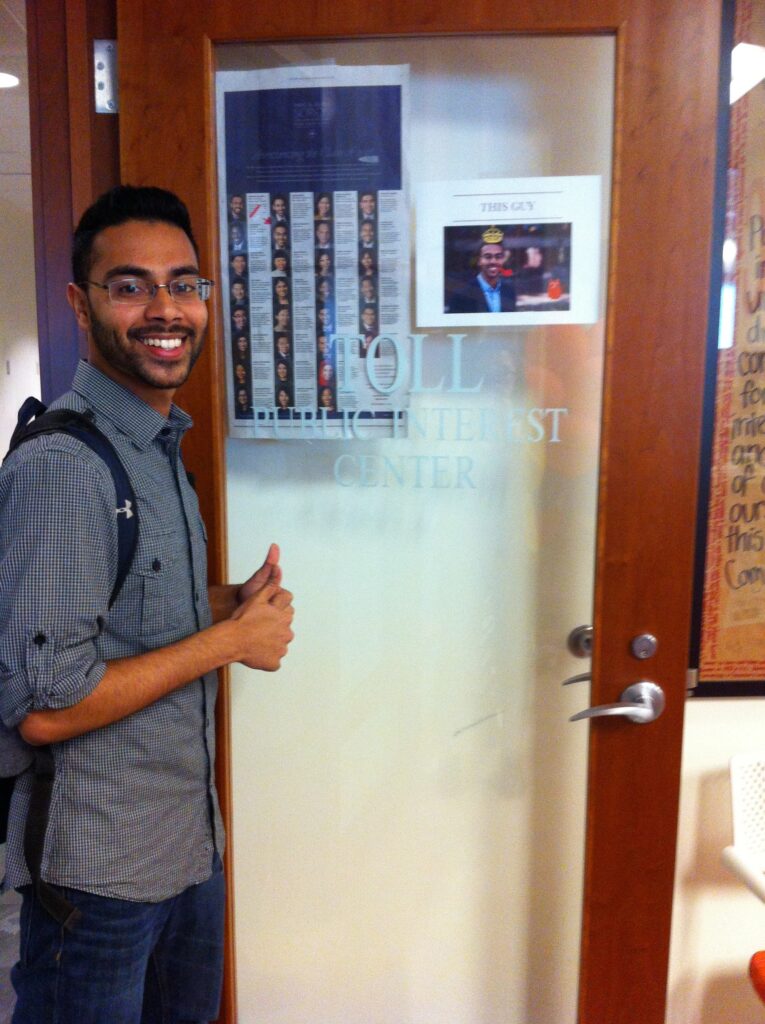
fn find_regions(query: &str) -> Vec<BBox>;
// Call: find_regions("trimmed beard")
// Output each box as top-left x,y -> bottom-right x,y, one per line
88,302 -> 205,392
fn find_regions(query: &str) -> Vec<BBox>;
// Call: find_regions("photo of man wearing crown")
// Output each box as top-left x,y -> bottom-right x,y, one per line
421,179 -> 594,327
446,226 -> 517,314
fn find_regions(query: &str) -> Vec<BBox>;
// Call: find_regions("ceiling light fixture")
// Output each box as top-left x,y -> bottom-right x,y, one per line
0,72 -> 19,88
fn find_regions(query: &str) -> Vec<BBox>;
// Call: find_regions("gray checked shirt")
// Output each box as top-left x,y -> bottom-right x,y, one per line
0,361 -> 224,900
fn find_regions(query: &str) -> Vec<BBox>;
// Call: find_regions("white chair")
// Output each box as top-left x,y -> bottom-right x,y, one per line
722,751 -> 765,902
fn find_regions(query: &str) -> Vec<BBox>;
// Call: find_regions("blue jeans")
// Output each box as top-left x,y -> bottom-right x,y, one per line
11,857 -> 224,1024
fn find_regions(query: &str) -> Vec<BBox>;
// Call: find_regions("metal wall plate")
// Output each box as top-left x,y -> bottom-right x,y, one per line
94,40 -> 118,114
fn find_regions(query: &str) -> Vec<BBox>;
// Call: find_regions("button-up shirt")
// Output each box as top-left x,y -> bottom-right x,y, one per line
476,273 -> 502,312
0,361 -> 224,900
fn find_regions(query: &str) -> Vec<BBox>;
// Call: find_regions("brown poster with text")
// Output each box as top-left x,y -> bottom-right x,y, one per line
701,0 -> 765,680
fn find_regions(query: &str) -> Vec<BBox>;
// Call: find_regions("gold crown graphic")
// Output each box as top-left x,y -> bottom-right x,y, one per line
481,226 -> 504,244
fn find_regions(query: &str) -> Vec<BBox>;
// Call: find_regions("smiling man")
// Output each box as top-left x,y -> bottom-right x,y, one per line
448,227 -> 517,314
0,186 -> 295,1024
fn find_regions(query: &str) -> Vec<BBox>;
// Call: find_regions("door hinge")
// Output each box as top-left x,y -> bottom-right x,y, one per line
93,40 -> 118,114
686,668 -> 699,694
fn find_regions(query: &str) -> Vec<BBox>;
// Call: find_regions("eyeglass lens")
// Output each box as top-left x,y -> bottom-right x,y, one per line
107,276 -> 212,304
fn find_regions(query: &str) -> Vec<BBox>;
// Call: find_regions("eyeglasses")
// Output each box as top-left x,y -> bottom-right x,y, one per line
81,275 -> 215,305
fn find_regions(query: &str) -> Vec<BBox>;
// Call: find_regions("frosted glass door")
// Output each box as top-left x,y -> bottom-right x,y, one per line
222,35 -> 613,1024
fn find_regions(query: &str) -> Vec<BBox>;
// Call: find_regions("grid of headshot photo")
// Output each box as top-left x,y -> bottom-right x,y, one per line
357,190 -> 381,362
227,193 -> 253,420
313,191 -> 335,414
270,193 -> 294,416
226,188 -> 390,422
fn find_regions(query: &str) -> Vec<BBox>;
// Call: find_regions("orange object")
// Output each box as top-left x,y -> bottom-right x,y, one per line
547,278 -> 562,300
749,951 -> 765,1004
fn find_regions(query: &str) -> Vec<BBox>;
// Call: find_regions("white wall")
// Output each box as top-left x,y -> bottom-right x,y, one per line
668,698 -> 765,1023
0,1 -> 39,450
0,174 -> 39,449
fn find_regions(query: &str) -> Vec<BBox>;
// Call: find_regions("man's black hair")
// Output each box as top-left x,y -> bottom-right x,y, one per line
72,185 -> 199,284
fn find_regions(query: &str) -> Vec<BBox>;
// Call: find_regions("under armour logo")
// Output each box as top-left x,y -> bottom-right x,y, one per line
116,499 -> 134,519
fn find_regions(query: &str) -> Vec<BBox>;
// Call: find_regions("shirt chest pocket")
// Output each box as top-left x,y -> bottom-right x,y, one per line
115,539 -> 194,642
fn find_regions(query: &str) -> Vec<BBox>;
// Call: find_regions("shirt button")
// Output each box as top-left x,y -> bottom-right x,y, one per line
152,559 -> 161,572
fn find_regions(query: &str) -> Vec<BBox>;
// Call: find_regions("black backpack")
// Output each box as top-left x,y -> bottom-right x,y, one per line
0,396 -> 138,927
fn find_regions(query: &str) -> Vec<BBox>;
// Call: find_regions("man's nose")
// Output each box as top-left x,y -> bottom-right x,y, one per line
144,284 -> 181,317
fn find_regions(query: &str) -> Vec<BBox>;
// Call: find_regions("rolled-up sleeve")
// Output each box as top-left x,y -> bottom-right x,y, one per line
0,439 -> 116,727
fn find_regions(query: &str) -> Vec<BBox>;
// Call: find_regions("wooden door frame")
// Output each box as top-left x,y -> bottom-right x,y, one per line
118,5 -> 722,1023
27,2 -> 722,1021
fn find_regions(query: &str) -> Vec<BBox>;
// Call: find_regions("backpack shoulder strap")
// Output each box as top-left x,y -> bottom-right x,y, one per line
6,398 -> 138,608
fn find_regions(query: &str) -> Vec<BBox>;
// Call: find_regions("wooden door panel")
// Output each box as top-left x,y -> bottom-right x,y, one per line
118,4 -> 721,1022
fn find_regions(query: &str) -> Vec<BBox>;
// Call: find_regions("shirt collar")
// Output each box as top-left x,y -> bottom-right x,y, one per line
71,360 -> 193,449
477,274 -> 501,296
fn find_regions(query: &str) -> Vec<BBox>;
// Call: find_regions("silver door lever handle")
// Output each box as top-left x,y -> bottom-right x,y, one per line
569,681 -> 665,725
562,672 -> 591,686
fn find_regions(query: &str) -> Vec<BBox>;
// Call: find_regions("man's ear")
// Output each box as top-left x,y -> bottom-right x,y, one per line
66,282 -> 91,332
